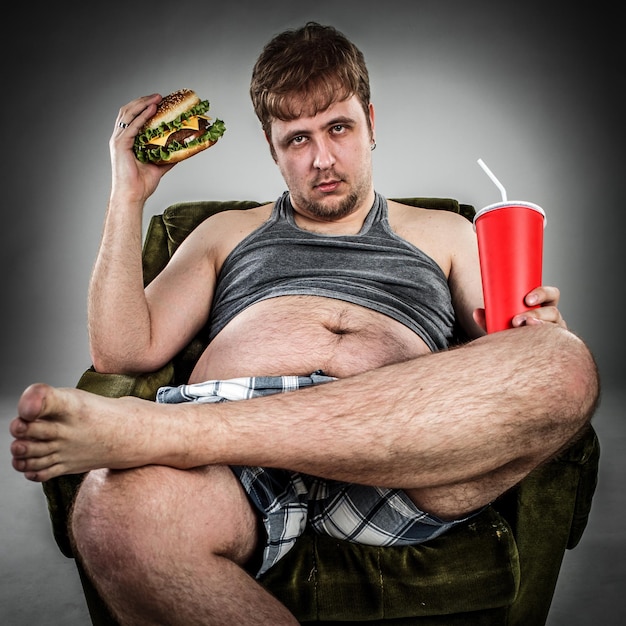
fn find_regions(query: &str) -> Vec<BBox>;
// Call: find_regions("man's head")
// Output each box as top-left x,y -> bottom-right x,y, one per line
250,22 -> 372,144
251,22 -> 376,223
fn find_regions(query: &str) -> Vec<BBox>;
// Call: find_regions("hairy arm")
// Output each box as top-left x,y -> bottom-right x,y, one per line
88,93 -> 217,374
445,213 -> 486,339
88,203 -> 219,374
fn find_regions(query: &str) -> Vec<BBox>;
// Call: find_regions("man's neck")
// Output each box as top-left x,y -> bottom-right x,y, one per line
290,189 -> 376,235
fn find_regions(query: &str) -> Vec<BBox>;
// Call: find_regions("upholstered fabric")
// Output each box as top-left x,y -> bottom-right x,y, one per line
260,507 -> 520,622
41,197 -> 600,625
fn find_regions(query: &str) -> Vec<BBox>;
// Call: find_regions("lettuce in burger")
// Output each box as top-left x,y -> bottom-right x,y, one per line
133,89 -> 226,164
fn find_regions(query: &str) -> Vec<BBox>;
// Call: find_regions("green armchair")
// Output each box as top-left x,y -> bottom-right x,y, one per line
42,197 -> 600,625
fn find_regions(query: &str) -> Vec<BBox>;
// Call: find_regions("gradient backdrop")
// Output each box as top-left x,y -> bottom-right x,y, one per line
2,0 -> 623,394
1,1 -> 624,624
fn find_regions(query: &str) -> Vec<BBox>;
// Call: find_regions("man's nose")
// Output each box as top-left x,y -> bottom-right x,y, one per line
313,138 -> 336,170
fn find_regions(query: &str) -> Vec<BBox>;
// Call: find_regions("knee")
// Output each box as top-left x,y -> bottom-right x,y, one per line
477,325 -> 600,433
551,326 -> 600,423
71,466 -> 205,574
481,325 -> 599,408
70,468 -> 157,573
518,326 -> 600,447
70,464 -> 258,577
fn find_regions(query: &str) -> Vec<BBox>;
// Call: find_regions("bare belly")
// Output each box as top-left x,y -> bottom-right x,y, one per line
188,295 -> 432,382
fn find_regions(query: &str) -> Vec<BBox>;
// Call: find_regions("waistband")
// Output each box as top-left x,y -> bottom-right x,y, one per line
156,370 -> 337,404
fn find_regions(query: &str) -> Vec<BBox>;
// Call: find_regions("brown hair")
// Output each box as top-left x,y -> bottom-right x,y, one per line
250,22 -> 371,139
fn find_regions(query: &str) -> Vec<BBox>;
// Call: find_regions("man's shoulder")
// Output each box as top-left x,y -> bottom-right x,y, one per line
186,202 -> 275,263
387,199 -> 472,232
193,202 -> 274,237
386,198 -> 475,271
206,202 -> 274,225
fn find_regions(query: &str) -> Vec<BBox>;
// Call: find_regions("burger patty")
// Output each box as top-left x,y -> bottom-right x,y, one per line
147,117 -> 212,149
166,128 -> 200,146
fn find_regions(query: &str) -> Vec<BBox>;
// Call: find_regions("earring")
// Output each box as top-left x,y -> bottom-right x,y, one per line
371,141 -> 377,151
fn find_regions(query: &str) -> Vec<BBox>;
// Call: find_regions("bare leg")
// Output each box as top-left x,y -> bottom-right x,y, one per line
71,464 -> 298,625
11,326 -> 598,513
207,324 -> 597,519
10,386 -> 188,480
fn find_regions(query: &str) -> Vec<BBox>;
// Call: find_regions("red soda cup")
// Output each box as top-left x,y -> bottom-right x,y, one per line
473,201 -> 546,333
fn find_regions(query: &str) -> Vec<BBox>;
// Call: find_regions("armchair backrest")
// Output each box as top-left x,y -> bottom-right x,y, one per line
141,197 -> 475,286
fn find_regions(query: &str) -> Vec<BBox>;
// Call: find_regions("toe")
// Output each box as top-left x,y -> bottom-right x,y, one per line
9,417 -> 28,438
17,383 -> 53,421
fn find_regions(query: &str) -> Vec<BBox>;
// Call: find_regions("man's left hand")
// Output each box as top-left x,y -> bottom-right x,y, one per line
511,286 -> 567,329
472,286 -> 567,332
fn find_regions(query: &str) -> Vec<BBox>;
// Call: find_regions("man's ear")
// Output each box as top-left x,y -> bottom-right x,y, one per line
368,102 -> 376,145
265,131 -> 278,162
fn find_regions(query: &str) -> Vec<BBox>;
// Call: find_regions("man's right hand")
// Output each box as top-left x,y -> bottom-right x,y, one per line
109,93 -> 176,205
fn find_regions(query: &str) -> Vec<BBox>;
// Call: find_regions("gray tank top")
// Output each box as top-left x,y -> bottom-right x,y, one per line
208,191 -> 455,351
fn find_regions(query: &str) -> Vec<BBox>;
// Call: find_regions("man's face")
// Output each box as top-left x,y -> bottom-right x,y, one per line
269,95 -> 376,222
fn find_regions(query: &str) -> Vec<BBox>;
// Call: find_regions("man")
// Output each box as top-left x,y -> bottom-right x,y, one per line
11,23 -> 598,625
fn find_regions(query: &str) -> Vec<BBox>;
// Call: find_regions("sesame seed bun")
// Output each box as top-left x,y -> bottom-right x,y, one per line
143,89 -> 201,131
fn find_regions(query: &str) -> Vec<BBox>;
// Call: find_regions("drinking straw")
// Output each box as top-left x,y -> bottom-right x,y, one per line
477,158 -> 507,202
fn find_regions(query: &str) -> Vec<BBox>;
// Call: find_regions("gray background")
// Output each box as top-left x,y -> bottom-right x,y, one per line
1,1 -> 623,624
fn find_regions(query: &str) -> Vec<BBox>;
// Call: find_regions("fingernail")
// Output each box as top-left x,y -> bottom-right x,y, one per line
513,315 -> 526,327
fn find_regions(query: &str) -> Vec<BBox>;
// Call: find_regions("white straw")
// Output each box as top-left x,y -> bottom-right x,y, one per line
477,158 -> 507,202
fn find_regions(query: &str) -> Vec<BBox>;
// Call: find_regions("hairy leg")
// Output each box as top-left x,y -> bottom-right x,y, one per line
405,426 -> 590,520
11,326 -> 598,506
71,464 -> 297,626
207,324 -> 599,520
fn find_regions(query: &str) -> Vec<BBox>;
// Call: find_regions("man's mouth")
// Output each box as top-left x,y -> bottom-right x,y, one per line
314,179 -> 342,193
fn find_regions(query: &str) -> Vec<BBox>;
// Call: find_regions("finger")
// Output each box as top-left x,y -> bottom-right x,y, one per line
114,93 -> 162,134
525,285 -> 561,308
472,308 -> 486,332
512,306 -> 567,329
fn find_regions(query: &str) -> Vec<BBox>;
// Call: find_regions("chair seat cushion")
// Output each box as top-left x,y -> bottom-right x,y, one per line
260,506 -> 520,621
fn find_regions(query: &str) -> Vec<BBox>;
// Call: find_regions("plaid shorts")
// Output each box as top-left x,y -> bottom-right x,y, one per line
157,372 -> 470,577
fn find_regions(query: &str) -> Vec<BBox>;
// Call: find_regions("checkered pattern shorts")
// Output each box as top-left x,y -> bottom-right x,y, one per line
157,372 -> 469,577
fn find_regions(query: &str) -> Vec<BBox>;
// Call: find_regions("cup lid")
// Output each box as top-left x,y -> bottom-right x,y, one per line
473,201 -> 547,228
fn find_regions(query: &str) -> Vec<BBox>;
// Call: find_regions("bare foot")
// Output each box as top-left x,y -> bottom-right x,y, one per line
9,383 -> 181,482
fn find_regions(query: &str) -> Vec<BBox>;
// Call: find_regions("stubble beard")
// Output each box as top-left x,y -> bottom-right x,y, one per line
294,170 -> 372,221
303,191 -> 360,220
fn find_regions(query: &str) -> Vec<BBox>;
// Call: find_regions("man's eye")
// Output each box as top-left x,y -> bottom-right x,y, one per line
332,125 -> 346,134
291,135 -> 306,145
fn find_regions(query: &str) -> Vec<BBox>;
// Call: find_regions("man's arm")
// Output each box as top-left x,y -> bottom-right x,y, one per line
444,213 -> 486,339
88,94 -> 214,374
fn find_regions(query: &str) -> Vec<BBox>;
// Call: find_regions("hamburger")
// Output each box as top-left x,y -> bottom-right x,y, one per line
133,89 -> 226,164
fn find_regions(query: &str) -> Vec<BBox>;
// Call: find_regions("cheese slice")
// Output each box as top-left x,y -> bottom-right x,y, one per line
147,115 -> 211,147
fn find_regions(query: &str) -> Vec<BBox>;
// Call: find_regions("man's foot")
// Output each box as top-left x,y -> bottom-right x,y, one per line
9,383 -> 172,481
